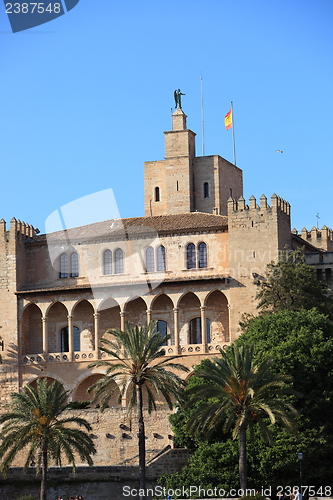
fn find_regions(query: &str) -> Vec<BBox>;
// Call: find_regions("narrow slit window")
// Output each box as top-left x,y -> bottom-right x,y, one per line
204,182 -> 209,198
155,186 -> 160,202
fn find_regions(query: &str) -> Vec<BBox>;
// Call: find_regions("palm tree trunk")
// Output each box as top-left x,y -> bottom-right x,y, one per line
137,383 -> 146,499
40,447 -> 48,500
239,422 -> 247,491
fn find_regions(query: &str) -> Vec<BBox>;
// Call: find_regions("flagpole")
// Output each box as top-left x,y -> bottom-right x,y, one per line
200,73 -> 205,156
231,101 -> 237,166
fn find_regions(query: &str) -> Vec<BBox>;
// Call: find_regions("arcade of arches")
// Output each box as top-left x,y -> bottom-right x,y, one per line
20,289 -> 229,405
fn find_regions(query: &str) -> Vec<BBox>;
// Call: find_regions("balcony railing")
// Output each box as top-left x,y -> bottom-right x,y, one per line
21,351 -> 98,364
20,343 -> 230,365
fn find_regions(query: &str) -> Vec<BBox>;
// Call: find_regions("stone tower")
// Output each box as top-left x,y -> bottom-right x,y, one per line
144,108 -> 243,216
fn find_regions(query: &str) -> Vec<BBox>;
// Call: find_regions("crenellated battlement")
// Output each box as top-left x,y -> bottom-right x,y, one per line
0,218 -> 37,239
293,225 -> 333,252
227,193 -> 290,216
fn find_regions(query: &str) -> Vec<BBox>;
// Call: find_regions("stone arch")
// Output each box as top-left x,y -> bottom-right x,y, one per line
72,297 -> 95,313
178,292 -> 201,345
205,290 -> 229,342
47,302 -> 69,353
151,294 -> 174,345
184,369 -> 196,382
125,380 -> 171,408
27,376 -> 65,393
45,300 -> 69,317
21,301 -> 43,316
72,299 -> 94,351
73,373 -> 121,407
124,296 -> 148,327
98,297 -> 121,341
21,303 -> 42,355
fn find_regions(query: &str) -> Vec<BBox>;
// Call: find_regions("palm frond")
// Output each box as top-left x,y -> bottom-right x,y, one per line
0,378 -> 96,479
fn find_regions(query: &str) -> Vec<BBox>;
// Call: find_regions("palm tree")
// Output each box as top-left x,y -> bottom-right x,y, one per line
88,321 -> 189,495
186,344 -> 300,490
0,378 -> 96,500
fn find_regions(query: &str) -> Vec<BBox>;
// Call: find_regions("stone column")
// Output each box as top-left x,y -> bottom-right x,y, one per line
146,309 -> 151,325
93,313 -> 100,359
67,315 -> 74,361
42,317 -> 48,359
120,311 -> 125,331
200,306 -> 207,352
173,308 -> 179,353
18,318 -> 22,362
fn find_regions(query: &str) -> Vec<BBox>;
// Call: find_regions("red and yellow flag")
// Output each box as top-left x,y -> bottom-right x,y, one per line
224,109 -> 233,130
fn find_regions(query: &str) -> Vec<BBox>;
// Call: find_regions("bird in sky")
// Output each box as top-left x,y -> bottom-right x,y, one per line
276,150 -> 284,153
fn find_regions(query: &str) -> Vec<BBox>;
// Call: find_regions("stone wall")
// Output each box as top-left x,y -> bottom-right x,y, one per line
0,449 -> 190,500
7,407 -> 175,468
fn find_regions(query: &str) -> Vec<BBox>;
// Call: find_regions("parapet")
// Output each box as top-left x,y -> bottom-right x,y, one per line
0,218 -> 38,239
294,225 -> 333,252
227,194 -> 290,216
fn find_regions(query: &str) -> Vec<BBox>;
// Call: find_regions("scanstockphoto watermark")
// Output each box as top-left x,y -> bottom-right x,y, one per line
122,485 -> 332,498
123,485 -> 270,498
3,0 -> 80,33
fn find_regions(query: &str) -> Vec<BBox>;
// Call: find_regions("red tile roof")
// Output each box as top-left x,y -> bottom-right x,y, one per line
32,212 -> 228,244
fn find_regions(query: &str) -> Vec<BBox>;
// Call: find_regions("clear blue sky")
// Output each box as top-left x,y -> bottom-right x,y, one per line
1,0 -> 332,234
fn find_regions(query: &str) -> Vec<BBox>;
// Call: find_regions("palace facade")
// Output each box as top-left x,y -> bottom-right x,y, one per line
1,107 -> 332,410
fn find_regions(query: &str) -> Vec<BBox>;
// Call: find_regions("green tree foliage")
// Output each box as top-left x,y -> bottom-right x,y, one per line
0,378 -> 96,500
88,321 -> 189,496
254,250 -> 333,318
236,308 -> 333,484
159,440 -> 240,495
166,310 -> 333,491
237,309 -> 333,423
169,371 -> 227,450
185,344 -> 299,490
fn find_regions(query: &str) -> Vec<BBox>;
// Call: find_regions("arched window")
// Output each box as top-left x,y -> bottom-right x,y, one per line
187,243 -> 196,269
155,186 -> 160,202
189,317 -> 211,344
59,253 -> 68,278
103,249 -> 112,275
198,242 -> 207,268
61,326 -> 80,352
204,182 -> 209,198
146,246 -> 155,272
70,252 -> 79,277
154,320 -> 167,346
157,245 -> 166,271
115,248 -> 124,274
189,317 -> 201,344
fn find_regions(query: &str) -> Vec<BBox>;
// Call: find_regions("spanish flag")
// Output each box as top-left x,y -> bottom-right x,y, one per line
224,109 -> 233,130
